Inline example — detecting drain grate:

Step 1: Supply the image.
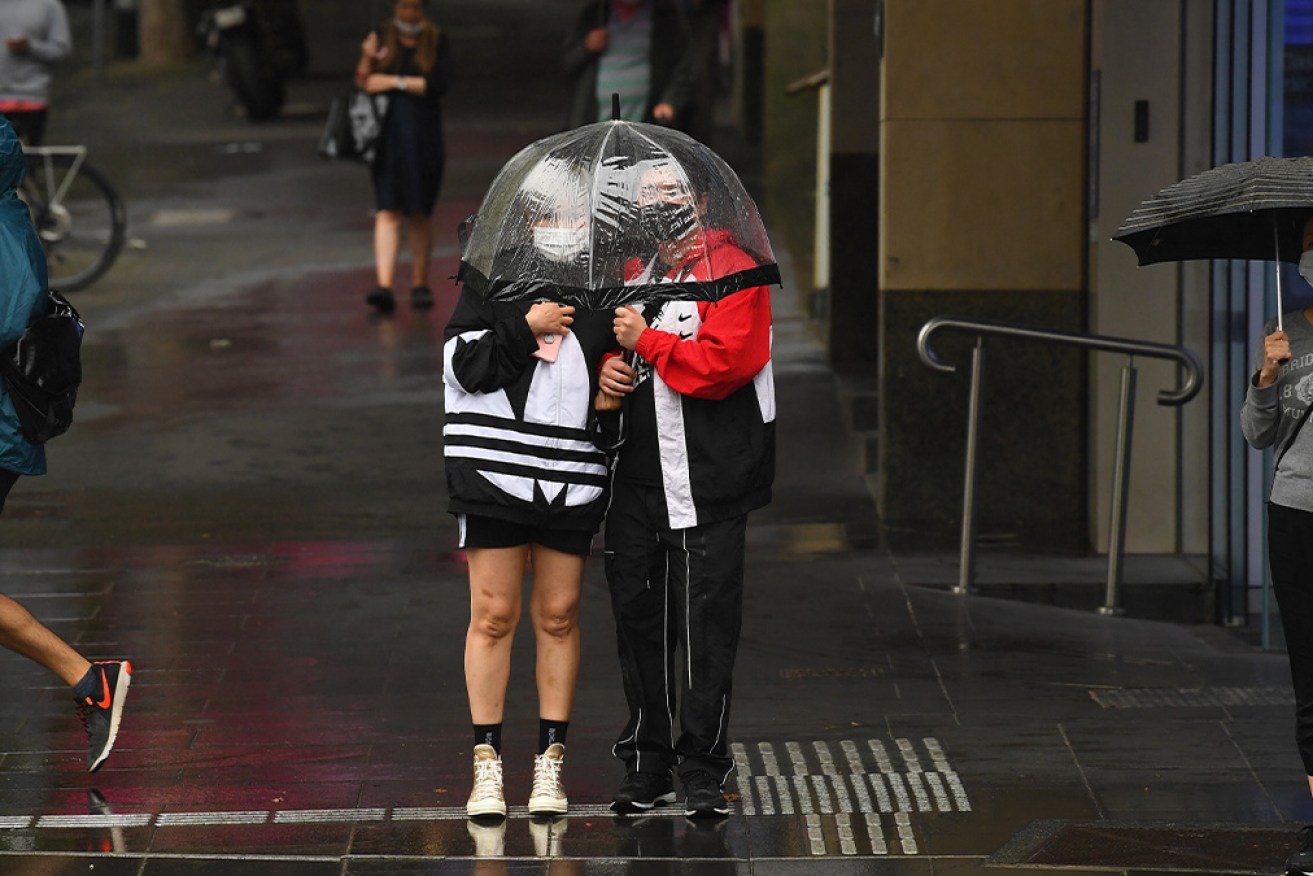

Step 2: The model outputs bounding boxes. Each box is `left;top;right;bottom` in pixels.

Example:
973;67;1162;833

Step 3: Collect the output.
1089;686;1292;708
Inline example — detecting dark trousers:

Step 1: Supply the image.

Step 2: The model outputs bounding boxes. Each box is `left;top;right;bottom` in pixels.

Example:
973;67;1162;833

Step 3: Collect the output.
604;479;746;783
1268;501;1313;774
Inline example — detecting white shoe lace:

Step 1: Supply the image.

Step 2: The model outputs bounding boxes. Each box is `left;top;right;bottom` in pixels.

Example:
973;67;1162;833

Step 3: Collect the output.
531;751;565;801
470;757;504;805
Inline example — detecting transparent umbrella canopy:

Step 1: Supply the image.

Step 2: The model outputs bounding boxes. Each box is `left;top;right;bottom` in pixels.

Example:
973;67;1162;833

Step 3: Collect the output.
456;119;779;310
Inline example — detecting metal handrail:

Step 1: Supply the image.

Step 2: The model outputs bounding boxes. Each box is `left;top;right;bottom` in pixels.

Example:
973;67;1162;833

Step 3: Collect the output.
918;316;1203;404
916;315;1205;615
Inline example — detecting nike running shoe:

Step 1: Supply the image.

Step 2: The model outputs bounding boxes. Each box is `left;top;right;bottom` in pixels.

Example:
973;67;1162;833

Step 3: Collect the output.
682;769;730;818
74;660;131;773
466;744;506;818
610;770;676;815
528;743;567;815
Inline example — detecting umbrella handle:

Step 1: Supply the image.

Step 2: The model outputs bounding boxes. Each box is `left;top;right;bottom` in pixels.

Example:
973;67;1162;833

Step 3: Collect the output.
595;349;633;412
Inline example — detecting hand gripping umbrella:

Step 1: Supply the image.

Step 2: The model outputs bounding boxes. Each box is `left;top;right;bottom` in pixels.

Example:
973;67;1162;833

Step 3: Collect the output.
1113;155;1313;330
455;118;780;311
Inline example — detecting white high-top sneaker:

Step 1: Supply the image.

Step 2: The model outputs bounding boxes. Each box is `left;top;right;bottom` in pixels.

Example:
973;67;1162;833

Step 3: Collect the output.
466;744;506;818
528;742;568;815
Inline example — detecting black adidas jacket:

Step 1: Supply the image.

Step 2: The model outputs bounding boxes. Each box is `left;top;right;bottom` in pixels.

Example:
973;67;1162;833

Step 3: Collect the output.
442;287;617;531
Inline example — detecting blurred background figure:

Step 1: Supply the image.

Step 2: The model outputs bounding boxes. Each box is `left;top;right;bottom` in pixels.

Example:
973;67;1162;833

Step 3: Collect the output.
0;0;70;145
562;0;691;129
676;0;730;146
356;0;452;315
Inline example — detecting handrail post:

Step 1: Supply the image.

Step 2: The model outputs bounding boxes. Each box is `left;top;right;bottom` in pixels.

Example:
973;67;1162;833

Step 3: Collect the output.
1100;359;1136;616
956;338;985;595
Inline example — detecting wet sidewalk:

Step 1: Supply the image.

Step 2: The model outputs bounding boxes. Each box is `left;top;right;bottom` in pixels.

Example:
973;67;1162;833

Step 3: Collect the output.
0;7;1306;873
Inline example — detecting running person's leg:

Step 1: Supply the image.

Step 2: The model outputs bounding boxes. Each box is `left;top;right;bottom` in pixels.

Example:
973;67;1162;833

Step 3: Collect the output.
0;593;88;685
0;468;130;771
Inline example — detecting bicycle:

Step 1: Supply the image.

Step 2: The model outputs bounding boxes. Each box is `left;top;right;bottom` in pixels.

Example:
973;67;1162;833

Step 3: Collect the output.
20;145;127;292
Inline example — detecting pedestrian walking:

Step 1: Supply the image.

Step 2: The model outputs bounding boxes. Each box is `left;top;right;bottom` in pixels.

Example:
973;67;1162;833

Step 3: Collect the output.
1240;214;1313;876
562;0;692;129
356;0;451;315
0;116;129;773
596;159;775;818
444;160;620;819
0;0;71;146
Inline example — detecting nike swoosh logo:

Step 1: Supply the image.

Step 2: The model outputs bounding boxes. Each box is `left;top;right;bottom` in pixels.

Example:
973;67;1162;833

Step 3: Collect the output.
677;313;692;321
93;667;111;709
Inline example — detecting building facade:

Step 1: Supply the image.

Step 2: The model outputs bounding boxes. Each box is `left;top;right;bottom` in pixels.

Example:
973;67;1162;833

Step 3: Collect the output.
745;0;1298;645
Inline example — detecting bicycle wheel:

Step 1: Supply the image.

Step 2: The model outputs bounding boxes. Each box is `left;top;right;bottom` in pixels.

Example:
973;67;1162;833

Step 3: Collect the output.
23;154;127;292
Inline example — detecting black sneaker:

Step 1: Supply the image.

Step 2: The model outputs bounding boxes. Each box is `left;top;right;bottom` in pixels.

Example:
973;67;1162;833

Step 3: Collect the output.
1287;825;1313;875
411;285;434;309
74;660;132;772
610;771;676;815
365;286;395;314
682;769;729;818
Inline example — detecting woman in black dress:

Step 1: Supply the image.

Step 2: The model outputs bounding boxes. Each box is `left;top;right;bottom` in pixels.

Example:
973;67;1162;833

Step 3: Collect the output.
356;0;452;313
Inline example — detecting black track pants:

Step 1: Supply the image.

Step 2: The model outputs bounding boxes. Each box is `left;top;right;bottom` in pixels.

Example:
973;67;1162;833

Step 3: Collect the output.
604;480;746;783
1268;501;1313;774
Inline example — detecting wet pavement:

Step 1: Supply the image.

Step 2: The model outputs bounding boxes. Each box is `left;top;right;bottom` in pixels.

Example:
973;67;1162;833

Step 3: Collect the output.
0;3;1307;873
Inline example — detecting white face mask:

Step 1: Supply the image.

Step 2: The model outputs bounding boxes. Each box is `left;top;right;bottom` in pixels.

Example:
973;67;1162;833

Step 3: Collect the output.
393;17;425;36
1300;250;1313;287
533;226;590;263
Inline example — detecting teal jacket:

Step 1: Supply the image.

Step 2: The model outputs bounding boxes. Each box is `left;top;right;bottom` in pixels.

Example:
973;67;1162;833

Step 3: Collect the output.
0;118;49;476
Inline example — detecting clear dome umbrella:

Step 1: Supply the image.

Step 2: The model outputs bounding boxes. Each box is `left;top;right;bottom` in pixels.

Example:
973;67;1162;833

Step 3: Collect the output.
455;118;779;311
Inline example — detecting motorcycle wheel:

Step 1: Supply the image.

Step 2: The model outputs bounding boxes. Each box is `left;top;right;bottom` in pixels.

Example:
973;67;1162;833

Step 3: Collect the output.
221;31;284;121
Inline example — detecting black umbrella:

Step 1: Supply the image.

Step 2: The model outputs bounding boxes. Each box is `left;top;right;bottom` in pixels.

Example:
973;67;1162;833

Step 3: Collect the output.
1113;156;1313;329
455;118;779;310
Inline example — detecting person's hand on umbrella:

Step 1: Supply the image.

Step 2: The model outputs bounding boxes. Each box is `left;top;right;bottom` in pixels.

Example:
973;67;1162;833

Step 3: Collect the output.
613;305;648;351
526;301;574;337
1257;329;1292;388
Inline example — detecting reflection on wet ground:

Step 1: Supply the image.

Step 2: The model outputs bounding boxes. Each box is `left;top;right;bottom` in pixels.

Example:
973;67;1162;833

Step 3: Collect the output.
0;15;1306;876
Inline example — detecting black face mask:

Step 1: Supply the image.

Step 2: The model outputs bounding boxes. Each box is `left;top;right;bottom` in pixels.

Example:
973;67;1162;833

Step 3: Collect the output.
638;200;696;242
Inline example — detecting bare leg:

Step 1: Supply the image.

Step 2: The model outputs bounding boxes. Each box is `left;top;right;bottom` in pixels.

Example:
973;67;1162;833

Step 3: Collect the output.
465;546;529;725
373;209;403;289
0;594;90;687
528;545;584;722
406;213;432;288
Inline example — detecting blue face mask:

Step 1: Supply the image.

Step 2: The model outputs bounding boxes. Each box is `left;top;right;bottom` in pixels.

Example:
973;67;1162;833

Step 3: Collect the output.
1301;250;1313;288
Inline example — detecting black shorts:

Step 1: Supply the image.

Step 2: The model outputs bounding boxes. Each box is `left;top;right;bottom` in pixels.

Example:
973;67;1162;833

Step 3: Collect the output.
457;514;594;557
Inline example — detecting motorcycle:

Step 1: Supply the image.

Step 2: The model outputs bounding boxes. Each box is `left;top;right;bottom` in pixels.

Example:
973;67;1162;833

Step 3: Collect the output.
197;0;307;122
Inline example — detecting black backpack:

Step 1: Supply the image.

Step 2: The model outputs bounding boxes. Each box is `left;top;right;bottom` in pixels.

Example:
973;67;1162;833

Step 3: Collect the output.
0;289;83;444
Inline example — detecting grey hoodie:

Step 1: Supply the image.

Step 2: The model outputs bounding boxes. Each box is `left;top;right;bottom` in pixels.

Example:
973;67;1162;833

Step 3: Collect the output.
0;0;70;106
1241;309;1313;512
